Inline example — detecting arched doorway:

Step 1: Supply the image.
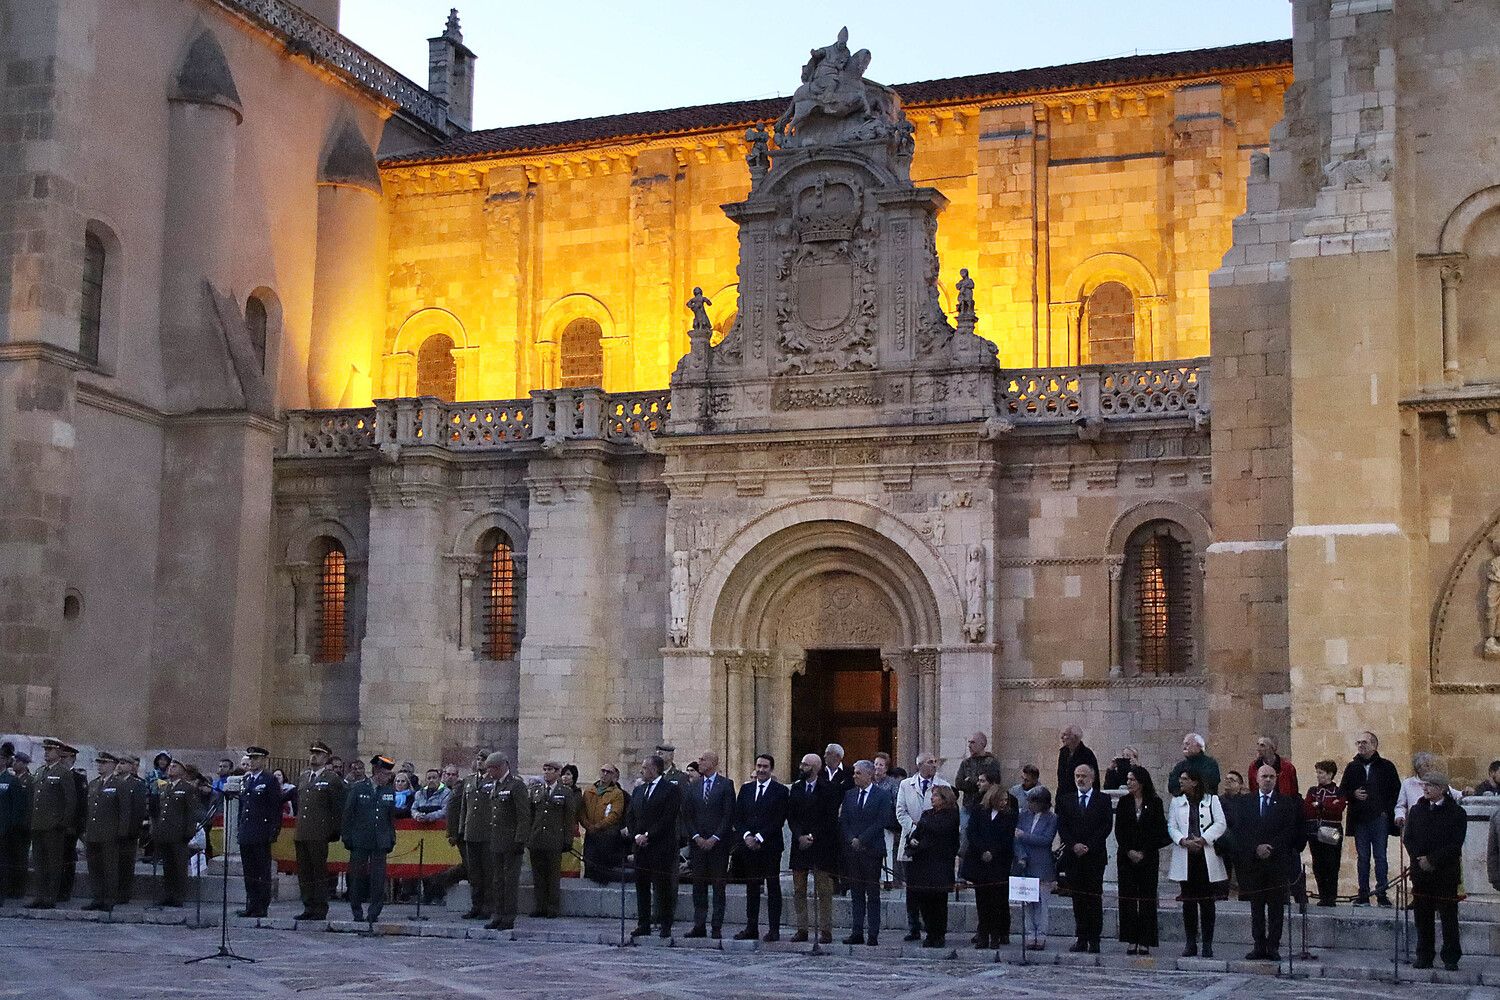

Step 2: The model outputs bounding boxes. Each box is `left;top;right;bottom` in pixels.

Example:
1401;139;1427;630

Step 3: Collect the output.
697;516;949;776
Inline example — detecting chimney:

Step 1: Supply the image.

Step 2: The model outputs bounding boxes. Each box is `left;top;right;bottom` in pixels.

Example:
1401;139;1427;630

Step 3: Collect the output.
428;8;476;131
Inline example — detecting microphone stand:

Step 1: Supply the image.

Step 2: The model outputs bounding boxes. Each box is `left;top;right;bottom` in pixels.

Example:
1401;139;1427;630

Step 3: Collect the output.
186;790;253;965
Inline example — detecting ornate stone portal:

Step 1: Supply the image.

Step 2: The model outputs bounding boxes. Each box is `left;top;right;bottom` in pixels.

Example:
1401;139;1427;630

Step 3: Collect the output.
670;28;997;434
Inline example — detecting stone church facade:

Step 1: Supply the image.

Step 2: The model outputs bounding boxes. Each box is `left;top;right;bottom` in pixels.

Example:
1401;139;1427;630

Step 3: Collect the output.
3;0;1498;786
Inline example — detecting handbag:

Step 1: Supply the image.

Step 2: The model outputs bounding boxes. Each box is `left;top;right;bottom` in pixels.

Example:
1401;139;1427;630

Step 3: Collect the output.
1315;823;1342;846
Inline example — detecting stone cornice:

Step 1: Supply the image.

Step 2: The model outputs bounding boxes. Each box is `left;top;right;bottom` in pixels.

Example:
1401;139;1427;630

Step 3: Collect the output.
997;675;1206;689
76;381;164;426
0;341;90;370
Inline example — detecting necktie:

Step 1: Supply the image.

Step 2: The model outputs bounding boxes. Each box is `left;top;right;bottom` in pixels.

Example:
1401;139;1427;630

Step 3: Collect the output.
1081;792;1089;809
920;778;930;797
703;776;712;798
858;789;867;811
1261;794;1269;816
645;780;654;800
755;783;763;802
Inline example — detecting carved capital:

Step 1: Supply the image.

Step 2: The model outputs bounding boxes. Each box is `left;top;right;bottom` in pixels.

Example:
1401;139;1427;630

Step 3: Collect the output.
1440;263;1463;288
1106;555;1125;581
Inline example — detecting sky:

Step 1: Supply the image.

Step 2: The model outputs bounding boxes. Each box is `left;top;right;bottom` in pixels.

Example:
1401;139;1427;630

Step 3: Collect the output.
337;1;1292;131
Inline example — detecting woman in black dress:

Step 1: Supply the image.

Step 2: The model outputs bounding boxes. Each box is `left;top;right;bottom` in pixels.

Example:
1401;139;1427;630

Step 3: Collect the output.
1114;764;1171;955
906;784;961;948
963;772;1017;948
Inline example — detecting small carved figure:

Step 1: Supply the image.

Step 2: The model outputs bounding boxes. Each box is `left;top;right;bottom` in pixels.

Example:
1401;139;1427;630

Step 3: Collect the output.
669;550;690;648
745;126;771;188
956;268;976;324
1485;538;1500;660
687;286;713;334
964;543;987;643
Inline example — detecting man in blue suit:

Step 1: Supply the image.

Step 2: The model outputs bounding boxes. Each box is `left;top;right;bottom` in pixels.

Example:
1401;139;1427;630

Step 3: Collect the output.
237;746;283;918
839;760;892;946
682;750;736;938
733;753;789;941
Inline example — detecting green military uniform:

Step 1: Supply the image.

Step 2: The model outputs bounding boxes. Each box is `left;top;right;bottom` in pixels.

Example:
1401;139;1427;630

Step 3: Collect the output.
526;781;579;918
115;768;149;904
292;761;345;920
28;752;79;907
152;777;203;906
460;771;492;918
341;765;397;922
82;771;127;910
60;763;86;902
485;771;531;929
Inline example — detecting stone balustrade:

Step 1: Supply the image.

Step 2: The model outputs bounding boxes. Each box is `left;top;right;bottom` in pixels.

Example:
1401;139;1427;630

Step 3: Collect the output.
278;363;1208;458
999;358;1209;426
221;0;450;133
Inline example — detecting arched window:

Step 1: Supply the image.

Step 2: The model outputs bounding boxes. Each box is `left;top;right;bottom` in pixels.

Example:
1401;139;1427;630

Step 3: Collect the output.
245;294;268;374
483;532;517;660
1084;281;1135;364
559;317;603;388
1121;521;1194;675
416;333;458;400
79;231;106;364
314;540;348;663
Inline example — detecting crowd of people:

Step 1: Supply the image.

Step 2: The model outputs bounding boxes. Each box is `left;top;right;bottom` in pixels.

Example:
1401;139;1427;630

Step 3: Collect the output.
0;729;1494;972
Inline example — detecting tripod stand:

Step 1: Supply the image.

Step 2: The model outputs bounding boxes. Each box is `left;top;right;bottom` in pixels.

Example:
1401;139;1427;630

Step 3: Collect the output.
186;791;253;965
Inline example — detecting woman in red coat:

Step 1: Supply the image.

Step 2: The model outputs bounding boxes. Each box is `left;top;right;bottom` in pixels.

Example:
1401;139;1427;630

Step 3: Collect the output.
1303;760;1347;906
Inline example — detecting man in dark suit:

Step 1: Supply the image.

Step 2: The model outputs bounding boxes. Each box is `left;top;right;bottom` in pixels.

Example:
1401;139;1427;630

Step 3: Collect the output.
787;752;840;943
624;754;683;938
1405;773;1467;970
733;753;789;942
681;750;735;938
237;746;283;918
1056;761;1112;952
823;744;853;798
1229;763;1305;960
839;760;892;946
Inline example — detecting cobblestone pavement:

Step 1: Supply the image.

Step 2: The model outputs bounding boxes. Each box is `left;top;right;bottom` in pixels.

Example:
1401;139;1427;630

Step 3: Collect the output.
0;920;1492;1000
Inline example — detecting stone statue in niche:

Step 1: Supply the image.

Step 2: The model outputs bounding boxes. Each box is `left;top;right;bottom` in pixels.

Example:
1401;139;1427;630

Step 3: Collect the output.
963;543;987;643
745;126;771;190
1485;537;1500;660
669;550;690;647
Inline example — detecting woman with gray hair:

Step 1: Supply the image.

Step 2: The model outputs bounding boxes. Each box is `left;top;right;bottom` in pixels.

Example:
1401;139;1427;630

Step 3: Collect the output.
1013;785;1057;950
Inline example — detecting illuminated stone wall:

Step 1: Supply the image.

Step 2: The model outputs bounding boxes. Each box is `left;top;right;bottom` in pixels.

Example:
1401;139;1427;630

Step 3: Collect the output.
377;70;1289;403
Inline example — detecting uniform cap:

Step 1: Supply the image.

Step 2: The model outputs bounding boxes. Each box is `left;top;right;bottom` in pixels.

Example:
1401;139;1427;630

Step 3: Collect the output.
245;746;270;758
95;752;118;764
370;755;395;771
308;740;332;755
42;738;63;749
13;751;32;764
60;743;79;755
484;752;508;768
655;743;676;753
123;754;141;765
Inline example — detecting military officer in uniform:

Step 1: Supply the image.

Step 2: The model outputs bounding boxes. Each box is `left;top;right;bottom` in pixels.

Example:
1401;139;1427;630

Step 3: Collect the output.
237;746;282;918
484;752;532;930
460;752;494;919
114;754;149;905
152;759;202;907
342;755;397;923
28;738;79;908
58;743;87;903
293;740;344;921
0;751;33;903
82;751;125;912
527;761;578;919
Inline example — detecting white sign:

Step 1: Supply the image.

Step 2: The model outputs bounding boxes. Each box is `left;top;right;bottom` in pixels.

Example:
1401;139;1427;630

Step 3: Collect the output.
1009;876;1040;902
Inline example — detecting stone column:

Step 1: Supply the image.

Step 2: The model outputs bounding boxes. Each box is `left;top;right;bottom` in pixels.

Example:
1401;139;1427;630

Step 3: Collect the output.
1440;262;1462;386
308;123;385;409
357;454;450;764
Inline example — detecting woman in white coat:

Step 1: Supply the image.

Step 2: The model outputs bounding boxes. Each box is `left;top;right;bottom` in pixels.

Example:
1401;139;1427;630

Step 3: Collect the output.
1167;770;1227;958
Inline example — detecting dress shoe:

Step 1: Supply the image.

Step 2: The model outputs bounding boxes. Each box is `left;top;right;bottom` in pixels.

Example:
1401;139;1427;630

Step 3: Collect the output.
1087;941;1100;954
683;926;707;938
971;932;983;944
1181;944;1198;957
462;908;485;920
903;931;922;942
81;902;104;912
1069;940;1088;953
789;930;808;943
235;908;255;918
762;931;779;942
1264;951;1281;962
1412;958;1433;970
921;938;943;948
975;938;992;950
529;911;546;918
658;927;672;938
1201;946;1214;958
866;936;878;946
350;906;364;922
1443;961;1459;972
630;926;651;938
1246;949;1264;960
1353;896;1370;907
818;931;832;945
842;933;864;945
1317;899;1337;907
1376;894;1392;907
293;910;314;921
485;919;513;930
161;901;183;909
711;929;722;940
733;928;758;940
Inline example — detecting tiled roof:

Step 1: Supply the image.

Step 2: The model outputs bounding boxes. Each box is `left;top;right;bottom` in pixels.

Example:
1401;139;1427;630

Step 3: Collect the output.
383;39;1291;167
